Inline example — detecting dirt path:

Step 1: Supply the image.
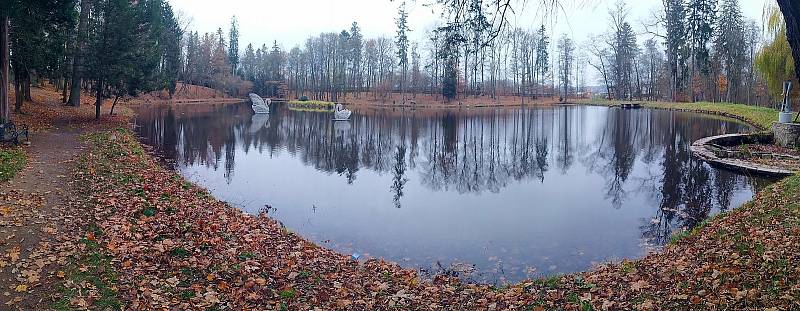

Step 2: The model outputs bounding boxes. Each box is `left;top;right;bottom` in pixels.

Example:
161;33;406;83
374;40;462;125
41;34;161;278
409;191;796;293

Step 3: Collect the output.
0;129;84;310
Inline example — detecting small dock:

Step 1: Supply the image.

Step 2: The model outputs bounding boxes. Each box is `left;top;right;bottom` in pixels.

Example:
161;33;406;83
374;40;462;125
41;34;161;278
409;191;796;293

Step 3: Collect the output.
616;103;642;109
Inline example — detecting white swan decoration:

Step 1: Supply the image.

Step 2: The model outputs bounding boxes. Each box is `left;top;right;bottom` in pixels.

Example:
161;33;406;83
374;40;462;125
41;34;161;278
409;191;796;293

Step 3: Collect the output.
249;93;270;114
333;104;352;121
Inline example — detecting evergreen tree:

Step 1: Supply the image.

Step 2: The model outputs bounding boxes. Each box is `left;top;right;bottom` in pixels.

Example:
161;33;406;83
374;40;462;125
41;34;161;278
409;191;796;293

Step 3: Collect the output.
535;25;549;96
438;24;463;100
229;16;240;75
714;0;746;103
612;21;638;100
161;3;182;98
395;1;410;101
349;22;363;96
184;31;199;84
87;0;137;118
664;0;687;101
243;43;256;82
686;0;716;101
8;0;76;112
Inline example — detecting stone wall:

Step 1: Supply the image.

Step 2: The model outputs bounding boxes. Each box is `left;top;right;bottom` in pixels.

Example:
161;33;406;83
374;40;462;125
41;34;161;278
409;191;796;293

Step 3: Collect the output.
773;123;800;148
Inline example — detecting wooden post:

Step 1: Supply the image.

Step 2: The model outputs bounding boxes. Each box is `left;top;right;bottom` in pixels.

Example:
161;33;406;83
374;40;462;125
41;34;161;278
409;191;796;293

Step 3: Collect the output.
0;16;9;124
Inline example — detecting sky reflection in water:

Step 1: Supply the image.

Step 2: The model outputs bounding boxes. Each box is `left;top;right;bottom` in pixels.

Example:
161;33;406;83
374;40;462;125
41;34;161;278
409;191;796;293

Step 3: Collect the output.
135;103;771;284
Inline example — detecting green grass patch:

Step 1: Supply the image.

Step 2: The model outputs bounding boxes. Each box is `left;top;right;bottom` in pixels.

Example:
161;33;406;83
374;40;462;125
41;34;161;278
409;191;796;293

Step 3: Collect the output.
54;230;122;310
288;100;335;111
0;146;26;182
669;229;692;245
238;251;256;261
534;275;561;289
279;288;296;299
621;261;636;273
142;207;157;217
171;247;190;257
669;212;725;245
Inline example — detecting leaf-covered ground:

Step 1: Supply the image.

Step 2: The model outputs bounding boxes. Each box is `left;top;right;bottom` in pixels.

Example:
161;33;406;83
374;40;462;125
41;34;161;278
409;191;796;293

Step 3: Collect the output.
0;129;96;310
72;127;800;310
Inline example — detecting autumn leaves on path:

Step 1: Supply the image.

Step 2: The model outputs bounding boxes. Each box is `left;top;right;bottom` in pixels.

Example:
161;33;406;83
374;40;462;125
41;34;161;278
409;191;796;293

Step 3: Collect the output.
0;130;86;309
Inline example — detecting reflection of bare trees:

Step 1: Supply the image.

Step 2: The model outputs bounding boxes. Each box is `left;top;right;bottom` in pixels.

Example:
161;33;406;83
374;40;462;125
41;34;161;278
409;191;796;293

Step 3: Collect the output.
633;110;769;246
137;104;766;245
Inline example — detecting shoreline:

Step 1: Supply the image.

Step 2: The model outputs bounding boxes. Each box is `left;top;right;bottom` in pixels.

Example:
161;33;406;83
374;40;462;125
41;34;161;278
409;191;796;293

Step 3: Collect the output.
4;90;798;309
103;99;796;309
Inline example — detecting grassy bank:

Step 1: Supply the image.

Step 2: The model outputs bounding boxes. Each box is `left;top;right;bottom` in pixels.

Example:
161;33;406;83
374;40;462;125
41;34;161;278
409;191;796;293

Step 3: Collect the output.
577;99;779;130
0;147;26;182
67;125;800;309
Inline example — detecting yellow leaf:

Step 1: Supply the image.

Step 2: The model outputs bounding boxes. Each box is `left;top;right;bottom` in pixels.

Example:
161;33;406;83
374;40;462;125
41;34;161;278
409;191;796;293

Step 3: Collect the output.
15;284;27;292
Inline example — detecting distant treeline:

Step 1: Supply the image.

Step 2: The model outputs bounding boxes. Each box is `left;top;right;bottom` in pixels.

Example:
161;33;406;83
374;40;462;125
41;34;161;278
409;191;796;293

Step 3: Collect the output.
179;0;795;107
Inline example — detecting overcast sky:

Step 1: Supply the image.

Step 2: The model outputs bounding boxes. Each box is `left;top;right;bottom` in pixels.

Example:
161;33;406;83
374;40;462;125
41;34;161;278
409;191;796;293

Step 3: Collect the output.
170;0;771;51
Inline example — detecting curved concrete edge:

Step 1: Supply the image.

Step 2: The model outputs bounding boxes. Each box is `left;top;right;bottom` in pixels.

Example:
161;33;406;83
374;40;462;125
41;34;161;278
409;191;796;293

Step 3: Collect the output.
691;133;796;177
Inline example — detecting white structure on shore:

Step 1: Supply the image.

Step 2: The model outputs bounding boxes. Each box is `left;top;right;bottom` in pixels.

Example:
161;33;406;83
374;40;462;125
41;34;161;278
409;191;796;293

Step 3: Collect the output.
333;104;352;121
249;93;270;114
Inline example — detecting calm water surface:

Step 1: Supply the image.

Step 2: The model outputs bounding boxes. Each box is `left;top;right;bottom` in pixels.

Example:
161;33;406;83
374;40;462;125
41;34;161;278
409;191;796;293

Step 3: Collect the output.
134;103;770;284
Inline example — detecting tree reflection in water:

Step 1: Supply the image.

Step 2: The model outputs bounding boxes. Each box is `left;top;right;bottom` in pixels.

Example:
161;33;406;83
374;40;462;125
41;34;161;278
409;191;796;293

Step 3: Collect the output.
135;103;773;283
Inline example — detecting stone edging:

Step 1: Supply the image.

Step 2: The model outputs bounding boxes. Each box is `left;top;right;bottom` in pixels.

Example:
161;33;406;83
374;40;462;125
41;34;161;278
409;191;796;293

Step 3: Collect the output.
691;133;796;177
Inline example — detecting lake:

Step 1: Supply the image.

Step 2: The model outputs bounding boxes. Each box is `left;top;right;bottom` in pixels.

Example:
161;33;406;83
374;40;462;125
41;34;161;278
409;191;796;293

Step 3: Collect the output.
134;103;771;284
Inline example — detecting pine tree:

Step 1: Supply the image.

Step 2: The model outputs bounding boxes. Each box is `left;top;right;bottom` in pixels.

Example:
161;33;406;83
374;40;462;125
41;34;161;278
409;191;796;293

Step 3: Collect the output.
88;0;137;118
8;0;76;112
349;22;363;96
161;2;182;98
229;16;240;75
715;0;746;103
438;24;463;100
664;0;688;101
243;43;256;82
686;0;716;101
395;1;410;101
612;22;638;100
535;25;549;96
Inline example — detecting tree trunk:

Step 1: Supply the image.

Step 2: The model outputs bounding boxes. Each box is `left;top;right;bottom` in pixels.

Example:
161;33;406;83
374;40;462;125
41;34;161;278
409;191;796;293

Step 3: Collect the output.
14;73;23;113
61;77;69;103
94;78;103;119
777;2;800;89
110;94;119;115
0;16;9;123
68;0;91;107
23;73;31;101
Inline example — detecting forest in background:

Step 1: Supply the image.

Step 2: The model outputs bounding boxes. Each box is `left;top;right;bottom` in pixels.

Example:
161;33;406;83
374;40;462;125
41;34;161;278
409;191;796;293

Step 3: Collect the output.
0;0;798;122
1;0;181;120
181;0;795;108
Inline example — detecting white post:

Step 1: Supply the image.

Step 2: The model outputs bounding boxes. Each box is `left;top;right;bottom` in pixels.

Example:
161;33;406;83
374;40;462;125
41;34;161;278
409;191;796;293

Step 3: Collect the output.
780;81;794;123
